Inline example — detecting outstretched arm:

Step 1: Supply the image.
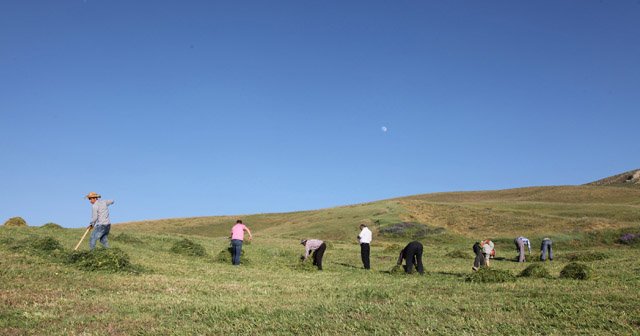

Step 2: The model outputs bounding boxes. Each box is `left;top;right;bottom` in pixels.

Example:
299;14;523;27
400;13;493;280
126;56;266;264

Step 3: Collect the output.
245;227;253;240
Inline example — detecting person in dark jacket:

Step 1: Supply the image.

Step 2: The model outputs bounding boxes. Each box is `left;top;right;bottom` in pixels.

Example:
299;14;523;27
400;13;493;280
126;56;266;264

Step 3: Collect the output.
396;241;424;275
472;241;486;271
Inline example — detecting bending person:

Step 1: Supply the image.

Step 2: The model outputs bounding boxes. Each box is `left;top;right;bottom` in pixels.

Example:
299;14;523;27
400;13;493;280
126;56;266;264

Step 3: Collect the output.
301;239;327;270
397;241;424;275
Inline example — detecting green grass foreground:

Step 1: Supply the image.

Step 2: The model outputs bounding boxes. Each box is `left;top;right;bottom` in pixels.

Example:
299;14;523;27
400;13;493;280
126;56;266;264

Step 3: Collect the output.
1;228;639;335
1;185;640;335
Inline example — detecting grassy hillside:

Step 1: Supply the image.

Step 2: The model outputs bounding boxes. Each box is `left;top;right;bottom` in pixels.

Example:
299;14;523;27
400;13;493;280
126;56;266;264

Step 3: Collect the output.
2;184;640;335
118;185;640;243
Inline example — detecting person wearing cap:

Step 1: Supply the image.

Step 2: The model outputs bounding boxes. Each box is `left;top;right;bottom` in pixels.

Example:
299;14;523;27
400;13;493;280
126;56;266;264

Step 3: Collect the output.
357;224;372;270
86;192;114;250
540;237;554;261
229;219;252;266
300;239;326;270
397;241;424;274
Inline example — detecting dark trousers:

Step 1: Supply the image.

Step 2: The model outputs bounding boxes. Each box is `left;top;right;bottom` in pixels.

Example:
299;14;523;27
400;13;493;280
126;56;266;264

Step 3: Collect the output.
473;252;486;269
540;240;553;261
312;243;327;270
404;243;424;274
360;243;370;269
231;239;243;265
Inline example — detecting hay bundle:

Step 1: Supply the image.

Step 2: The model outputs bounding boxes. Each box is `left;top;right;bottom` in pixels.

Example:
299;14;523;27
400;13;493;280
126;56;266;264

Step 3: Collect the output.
465;268;516;283
216;247;250;265
3;217;27;227
65;248;134;272
388;264;405;275
519;263;551;278
41;223;63;229
170;238;207;257
560;262;591;280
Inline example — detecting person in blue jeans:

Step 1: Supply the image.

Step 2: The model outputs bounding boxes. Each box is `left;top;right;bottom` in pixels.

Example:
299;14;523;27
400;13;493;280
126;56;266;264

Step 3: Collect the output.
86;192;114;250
229;220;253;265
540;238;554;261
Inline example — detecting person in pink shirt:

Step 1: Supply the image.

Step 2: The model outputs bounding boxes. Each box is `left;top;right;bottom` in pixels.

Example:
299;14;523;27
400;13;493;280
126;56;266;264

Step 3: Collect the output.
229;219;252;265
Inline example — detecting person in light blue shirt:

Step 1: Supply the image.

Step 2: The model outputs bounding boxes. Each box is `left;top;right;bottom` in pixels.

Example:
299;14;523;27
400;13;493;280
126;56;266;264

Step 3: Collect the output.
86;192;114;250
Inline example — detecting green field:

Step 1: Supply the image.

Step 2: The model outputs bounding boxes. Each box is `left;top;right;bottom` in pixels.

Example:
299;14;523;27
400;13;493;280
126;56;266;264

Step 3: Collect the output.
2;185;640;335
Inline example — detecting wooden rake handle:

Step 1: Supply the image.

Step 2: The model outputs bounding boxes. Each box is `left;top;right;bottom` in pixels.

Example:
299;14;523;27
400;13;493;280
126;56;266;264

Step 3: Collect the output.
74;226;92;251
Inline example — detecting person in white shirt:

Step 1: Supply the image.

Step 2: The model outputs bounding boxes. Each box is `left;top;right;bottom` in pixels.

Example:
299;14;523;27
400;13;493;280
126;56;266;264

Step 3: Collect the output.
358;224;373;270
481;239;494;266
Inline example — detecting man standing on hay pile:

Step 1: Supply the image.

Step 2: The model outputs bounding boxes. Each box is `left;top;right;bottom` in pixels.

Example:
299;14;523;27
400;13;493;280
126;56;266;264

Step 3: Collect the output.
358;224;373;270
86;192;114;250
300;239;327;270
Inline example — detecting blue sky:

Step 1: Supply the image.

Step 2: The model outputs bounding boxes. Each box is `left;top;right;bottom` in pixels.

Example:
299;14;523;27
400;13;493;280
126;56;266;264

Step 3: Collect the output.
1;1;639;228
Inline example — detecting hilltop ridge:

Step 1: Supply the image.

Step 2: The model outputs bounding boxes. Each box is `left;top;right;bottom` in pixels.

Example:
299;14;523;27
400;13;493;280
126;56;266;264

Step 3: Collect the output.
585;169;640;187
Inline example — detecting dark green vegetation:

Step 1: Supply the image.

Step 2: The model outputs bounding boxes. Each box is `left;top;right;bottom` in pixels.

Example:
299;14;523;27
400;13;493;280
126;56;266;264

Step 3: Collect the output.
465;268;516;283
170;238;208;257
1;182;640;334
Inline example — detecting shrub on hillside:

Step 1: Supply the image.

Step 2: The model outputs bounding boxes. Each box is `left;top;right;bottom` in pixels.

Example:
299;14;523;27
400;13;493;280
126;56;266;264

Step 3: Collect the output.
465;268;516;283
41;223;63;229
65;248;138;273
379;222;445;239
3;217;27;227
565;252;608;262
618;233;640;246
446;249;471;259
170;239;207;257
519;263;551;278
560;262;591;280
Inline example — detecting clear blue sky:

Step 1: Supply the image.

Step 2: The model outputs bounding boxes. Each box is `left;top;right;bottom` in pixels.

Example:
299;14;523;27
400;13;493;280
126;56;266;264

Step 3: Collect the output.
1;1;639;228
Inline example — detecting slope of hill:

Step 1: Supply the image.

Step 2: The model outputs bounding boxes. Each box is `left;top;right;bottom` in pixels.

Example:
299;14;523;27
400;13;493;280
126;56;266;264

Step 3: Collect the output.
118;184;640;242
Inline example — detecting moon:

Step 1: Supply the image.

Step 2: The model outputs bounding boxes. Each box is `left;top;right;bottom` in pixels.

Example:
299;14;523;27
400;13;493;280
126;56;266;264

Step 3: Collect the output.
381;126;388;133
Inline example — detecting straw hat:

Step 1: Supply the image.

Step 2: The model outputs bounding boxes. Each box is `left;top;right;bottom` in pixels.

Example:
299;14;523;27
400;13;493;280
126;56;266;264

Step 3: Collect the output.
85;192;101;199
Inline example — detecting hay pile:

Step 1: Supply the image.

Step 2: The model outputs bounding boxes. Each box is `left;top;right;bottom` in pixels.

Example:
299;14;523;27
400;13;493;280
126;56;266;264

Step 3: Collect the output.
560;262;591;280
519;263;551;278
291;258;318;271
9;236;65;257
170;238;207;257
3;217;28;227
388;264;405;275
40;223;63;229
465;268;516;283
65;248;138;273
216;247;250;265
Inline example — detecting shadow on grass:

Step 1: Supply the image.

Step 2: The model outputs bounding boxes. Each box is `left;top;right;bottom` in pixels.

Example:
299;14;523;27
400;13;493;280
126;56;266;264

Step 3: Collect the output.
333;262;361;269
435;271;467;278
